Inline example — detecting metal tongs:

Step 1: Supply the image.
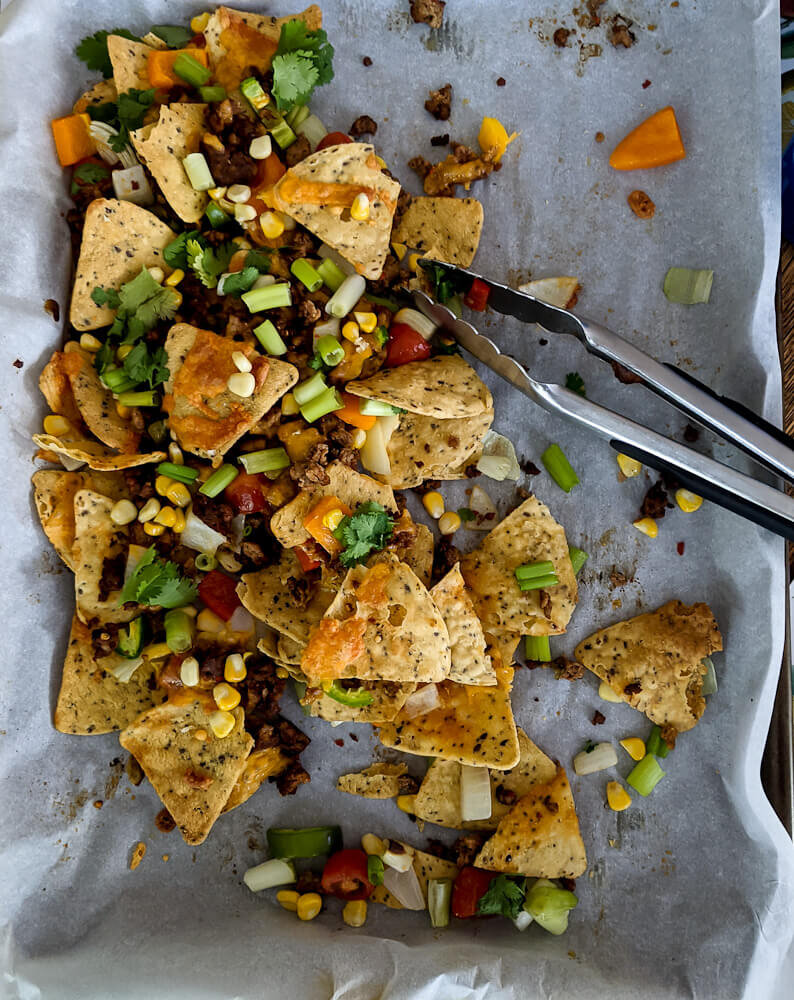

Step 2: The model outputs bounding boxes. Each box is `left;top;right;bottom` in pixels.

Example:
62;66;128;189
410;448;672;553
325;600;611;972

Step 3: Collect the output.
413;261;794;541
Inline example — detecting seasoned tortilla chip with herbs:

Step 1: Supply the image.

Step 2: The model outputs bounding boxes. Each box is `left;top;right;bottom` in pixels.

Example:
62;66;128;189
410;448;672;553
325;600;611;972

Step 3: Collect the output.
164;324;298;459
346;355;492;420
131;104;208;223
430;564;496;686
73;489;138;624
474;769;587;879
120;696;253;844
371;845;459;909
61;348;142;452
369;512;434;588
54;616;165;735
33;431;165;471
393;196;484;267
70;199;176;331
306;680;416;724
272;143;401;280
106;34;154;93
301;555;451;684
575;600;723;733
336;762;408;799
460;496;578;638
241;561;335;645
72;78;118;114
222;747;290;813
39;351;85;427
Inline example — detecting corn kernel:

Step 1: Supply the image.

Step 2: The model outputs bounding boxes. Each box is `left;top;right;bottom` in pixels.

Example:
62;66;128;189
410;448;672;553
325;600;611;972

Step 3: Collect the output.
228;184;252;204
166;482;192;508
616;453;642;478
79;333;102;352
342;900;368;928
235;203;258;223
172;507;186;533
110;499;138;526
620;737;646;762
350;193;370;221
165;268;185;287
632;517;658;538
598;680;623;704
353;311;378;333
675;488;703;513
209;709;235;739
352;428;367;449
277;890;300;912
154;476;173;497
143;642;172;660
196;608;225;633
407;253;421;272
116;343;134;362
170;290;183;309
249;135;273;160
341;320;360;342
321;508;345;531
180;656;200;687
260;211;285;240
213;682;241;712
154;506;177;527
115;402;131;419
438;511;461;535
148;266;165;284
391;242;407;261
224;653;247;682
232;350;253;373
422;491;445;520
606;780;632;812
208;185;227;201
168;442;184;465
396;795;417;814
190;11;210;32
361;833;385;856
138;498;161;523
228;372;256;397
192;728;208;742
181;604;198;618
297;893;322;921
143;521;165;536
281;392;300;416
43;415;71;437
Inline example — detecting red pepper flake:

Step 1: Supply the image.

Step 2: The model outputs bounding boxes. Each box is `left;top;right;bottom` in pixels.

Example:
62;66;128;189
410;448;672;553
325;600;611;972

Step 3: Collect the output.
676;541;685;556
496;76;506;86
334;738;344;747
349;733;359;742
642;79;652;89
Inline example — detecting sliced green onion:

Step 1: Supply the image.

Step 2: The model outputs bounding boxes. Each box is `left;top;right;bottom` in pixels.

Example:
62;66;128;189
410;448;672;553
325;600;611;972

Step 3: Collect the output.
525;880;578;936
626;754;666;797
102;367;137;394
239;447;290;475
645;725;670;759
663;267;713;305
199;85;226;102
243;858;297;892
240;76;269;113
182;152;215;191
285;103;310;128
568;546;589;576
241;283;292;313
266;825;343;859
364;292;400;313
270;118;297;149
116;617;145;659
156;462;198;484
205;200;232;228
367;854;385;887
164;609;195;653
518;574;559;591
172;52;211;87
359;398;403;416
147;419;168;444
316;257;346;292
326;273;366;318
428;877;453;928
292;372;327;406
195;551;217;572
447;293;463;319
525;635;551;662
700;656;718;695
290;258;323;292
316;334;344;367
117;390;158;407
198;463;238;498
301;386;343;424
253;318;287;356
515;560;555;581
541;443;580;493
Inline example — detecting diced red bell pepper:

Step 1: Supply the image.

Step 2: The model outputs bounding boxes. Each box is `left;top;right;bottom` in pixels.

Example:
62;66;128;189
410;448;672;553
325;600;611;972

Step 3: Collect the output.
294;544;321;573
321;849;375;900
451;866;499;919
224;471;268;514
316;131;353;151
464;277;491;312
385;321;432;367
197;570;241;621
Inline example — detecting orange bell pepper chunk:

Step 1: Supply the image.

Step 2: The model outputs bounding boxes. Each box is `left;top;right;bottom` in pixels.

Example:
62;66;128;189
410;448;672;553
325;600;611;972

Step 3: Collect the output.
147;48;209;89
302;496;352;554
334;392;376;431
51;113;96;167
609;106;686;171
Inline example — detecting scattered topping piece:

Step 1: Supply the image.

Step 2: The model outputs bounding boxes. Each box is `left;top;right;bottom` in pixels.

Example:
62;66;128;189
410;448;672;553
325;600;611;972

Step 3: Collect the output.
675;488;703;513
244;858;297;892
541;443;580;493
663;267;713;305
129;841;146;870
518;276;580;309
553;28;571;48
425;83;452;121
606;781;632;812
564;372;586;397
619;737;646;761
438;511;461;536
410;0;446;30
525;635;551;663
626;755;666;797
608;14;636;48
271;19;335;112
573;741;617;776
633;517;658;538
609;106;686;171
297;893;323;920
525;879;578;936
616;452;642;478
477;874;525;919
628;189;655;219
598;681;622;704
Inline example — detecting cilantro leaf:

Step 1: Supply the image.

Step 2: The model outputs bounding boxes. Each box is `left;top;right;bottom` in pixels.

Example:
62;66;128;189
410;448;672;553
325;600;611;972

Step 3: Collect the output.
71;162;110;195
272;19;334;110
367;855;385;887
119;546;198;609
186;238;235;289
91;286;121;309
245;249;272;272
333;501;395;568
117;267;181;339
163;230;200;269
457;507;476;522
221;267;259;297
75;29;139;78
122;342;170;389
476;875;526;920
149;24;193;48
565;372;586;397
88;89;155;151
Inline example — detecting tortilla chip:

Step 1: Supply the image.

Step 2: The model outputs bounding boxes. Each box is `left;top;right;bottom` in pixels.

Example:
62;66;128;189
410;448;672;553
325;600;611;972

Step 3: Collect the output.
239;561;334;645
430;564;495;686
371;845;459;909
346;355;492;419
306;680;416;723
107;35;153;93
393;197;484;267
276;634;304;666
270;461;397;548
474;769;587;879
575;600;723;733
336;762;408;799
120;696;253;844
460;496;578;638
204;3;322;63
61;348;141;452
73;79;118;114
33;431;165;471
73;489;137;624
301;556;451;684
272;143;401;280
39;351;84;426
70;199;176;331
222;746;290;812
370;512;434;588
54;616;165;735
131;104;208;223
164;324;298;459
378;659;520;768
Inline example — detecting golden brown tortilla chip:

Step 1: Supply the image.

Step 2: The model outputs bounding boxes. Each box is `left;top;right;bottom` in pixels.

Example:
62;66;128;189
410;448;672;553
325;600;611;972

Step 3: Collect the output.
120;695;253;844
70;199;176;331
73;489;137;624
54;616;165;735
460;496;578;638
204;4;322;64
270;461;397;548
272;143;401;280
222;747;290;812
575;600;723;733
306;680;416;723
370;512;434;588
336;762;408;799
346;355;492;419
371;845;459;909
240;561;334;645
393;197;484;267
107;34;153;92
33;431;165;472
301;555;451;684
61;348;141;452
430;564;495;686
73;79;118;114
164;324;297;459
131;104;208;223
39;351;84;426
474;769;587;878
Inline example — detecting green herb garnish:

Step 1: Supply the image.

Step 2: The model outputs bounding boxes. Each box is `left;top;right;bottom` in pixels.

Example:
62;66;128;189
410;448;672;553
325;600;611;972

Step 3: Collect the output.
271;19;334;111
476;875;526;920
333;501;394;568
75;29;139;78
565;372;586;397
88;88;156;151
70;161;110;195
119;546;198;609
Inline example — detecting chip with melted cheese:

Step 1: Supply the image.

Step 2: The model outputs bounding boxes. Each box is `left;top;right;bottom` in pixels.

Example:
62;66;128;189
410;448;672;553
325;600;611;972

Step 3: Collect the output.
305;680;416;724
336;762;408;799
73;489;139;625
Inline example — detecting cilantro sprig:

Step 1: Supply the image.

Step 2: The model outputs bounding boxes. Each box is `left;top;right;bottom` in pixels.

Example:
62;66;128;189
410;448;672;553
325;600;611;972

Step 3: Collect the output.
119;546;198;609
92;267;181;343
75;29;139;78
476;875;527;920
70;161;110;196
88;88;156;151
333;502;394;568
271;19;334;111
185;237;236;289
565;372;586;397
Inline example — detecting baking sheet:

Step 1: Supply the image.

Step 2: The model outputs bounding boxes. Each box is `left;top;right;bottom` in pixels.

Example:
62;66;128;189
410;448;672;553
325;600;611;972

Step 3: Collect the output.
1;0;794;997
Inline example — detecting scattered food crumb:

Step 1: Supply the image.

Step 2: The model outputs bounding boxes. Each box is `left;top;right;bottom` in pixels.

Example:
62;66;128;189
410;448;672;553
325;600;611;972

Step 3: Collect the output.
125;755;144;786
349;115;377;137
608;15;636;48
628;190;655;219
430;133;450;147
93;800;103;809
155;808;176;833
595;131;605;143
642;79;652;89
496;76;506;86
410;0;445;30
553;27;571;48
162;854;169;862
592;710;606;726
611;361;643;385
425;83;452;121
552;656;585;681
683;423;700;443
13;358;23;369
609;570;629;588
641;479;672;520
129;842;146;870
349;733;359;742
520;458;541;476
334;738;344;747
362;56;372;66
539;337;549;346
44;299;60;322
676;541;685;556
608;837;618;848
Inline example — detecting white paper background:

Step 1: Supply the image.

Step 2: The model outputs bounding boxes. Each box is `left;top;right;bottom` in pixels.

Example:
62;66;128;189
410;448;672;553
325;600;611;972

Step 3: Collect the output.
1;1;794;997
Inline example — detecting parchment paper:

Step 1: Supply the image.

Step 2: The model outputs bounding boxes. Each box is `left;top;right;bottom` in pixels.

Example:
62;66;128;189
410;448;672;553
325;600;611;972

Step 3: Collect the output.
1;1;793;997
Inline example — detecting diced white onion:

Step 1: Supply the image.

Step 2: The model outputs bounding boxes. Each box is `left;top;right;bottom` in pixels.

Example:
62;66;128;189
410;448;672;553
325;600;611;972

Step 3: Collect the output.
88;122;122;165
382;841;414;872
573;742;618;776
513;909;534;931
476;431;521;482
229;605;255;635
518;276;580;310
253;274;276;289
460;764;492;821
312;317;341;351
393;308;438;341
112;165;154;206
182;152;215;192
466;484;498;531
243;858;296;892
382;864;425;910
124;544;149;583
180;508;227;555
295;113;328;151
401;684;440;720
108;656;143;683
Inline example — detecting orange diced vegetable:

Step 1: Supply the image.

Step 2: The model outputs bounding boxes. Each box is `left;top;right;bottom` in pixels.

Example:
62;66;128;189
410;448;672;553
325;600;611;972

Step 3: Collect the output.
302;496;352;554
478;116;517;163
51;113;96;167
147;48;209;89
609;106;686;171
335;392;376;431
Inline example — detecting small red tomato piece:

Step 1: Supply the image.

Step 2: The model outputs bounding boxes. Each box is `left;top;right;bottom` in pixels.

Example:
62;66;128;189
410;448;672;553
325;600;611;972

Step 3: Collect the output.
321;849;375;900
316;131;353;151
294;544;321;573
385;321;432;367
197;570;241;621
224;471;268;514
451;866;499;919
464;277;491;312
